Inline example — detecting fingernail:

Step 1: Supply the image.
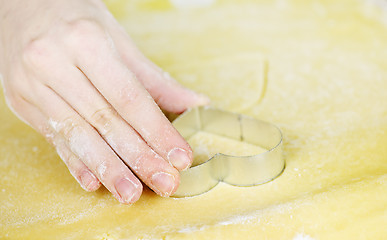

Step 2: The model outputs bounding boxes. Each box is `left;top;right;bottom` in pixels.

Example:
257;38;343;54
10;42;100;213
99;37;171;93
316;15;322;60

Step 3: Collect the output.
186;89;210;106
168;147;192;170
151;172;175;196
115;178;139;203
80;170;99;191
196;93;211;105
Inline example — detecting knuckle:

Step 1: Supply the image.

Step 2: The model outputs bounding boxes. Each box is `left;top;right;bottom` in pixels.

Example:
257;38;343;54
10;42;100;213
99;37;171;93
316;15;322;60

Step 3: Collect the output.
44;128;56;145
51;118;83;141
69;18;103;34
66;19;105;47
118;85;141;106
22;39;53;68
90;107;117;136
96;161;111;181
61;121;79;139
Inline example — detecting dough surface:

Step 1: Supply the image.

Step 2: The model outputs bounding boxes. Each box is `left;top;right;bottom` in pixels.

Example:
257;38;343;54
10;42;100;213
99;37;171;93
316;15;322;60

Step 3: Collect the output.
1;0;387;239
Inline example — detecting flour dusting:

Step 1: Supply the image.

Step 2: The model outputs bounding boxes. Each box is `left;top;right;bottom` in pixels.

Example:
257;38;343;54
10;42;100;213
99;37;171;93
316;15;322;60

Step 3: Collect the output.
293;233;316;240
97;162;107;179
170;0;216;9
217;214;257;226
49;118;95;166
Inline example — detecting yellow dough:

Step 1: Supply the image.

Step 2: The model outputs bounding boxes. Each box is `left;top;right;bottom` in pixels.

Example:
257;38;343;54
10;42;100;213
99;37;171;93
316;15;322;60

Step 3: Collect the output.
167;53;267;112
187;131;268;166
1;0;387;239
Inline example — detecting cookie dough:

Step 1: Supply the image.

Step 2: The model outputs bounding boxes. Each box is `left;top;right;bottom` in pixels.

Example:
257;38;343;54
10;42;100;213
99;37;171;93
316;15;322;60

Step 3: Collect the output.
1;0;386;239
187;131;267;166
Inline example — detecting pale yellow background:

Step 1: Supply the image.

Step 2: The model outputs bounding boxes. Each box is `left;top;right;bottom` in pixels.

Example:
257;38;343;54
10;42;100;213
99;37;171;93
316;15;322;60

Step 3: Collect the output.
1;0;387;239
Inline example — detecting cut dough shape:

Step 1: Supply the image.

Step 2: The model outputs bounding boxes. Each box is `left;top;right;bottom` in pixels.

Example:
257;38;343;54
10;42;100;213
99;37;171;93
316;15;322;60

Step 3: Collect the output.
187;131;267;166
1;0;387;239
167;53;267;112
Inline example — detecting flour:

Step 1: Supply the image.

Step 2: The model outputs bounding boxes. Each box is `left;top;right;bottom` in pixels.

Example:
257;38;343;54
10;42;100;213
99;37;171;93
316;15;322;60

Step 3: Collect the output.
177;225;208;234
175;200;309;235
105;30;118;54
49;118;94;166
97;162;107;179
217;214;257;226
170;0;216;9
175;214;255;234
48;119;59;131
293;233;316;240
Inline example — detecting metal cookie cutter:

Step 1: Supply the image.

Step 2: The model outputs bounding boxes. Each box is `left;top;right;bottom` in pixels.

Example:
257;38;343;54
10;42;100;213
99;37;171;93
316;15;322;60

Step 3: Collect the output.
171;106;285;197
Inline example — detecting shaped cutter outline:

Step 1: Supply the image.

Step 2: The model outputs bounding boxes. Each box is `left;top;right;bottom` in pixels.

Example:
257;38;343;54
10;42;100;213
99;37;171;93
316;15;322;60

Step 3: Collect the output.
171;106;285;197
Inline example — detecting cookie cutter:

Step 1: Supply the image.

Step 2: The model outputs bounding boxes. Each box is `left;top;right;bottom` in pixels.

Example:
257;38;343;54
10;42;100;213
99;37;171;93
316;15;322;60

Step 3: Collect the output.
171;106;285;197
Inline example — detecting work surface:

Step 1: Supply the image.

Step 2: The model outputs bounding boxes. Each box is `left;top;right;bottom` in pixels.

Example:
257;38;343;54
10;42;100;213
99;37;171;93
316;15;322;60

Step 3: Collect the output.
1;0;387;239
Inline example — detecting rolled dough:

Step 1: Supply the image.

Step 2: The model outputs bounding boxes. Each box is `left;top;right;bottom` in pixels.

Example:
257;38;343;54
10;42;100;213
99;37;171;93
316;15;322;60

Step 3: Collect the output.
187;131;267;166
1;0;386;239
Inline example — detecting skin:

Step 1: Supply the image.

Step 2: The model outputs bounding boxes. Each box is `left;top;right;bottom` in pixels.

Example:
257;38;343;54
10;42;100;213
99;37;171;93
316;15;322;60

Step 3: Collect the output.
0;0;209;204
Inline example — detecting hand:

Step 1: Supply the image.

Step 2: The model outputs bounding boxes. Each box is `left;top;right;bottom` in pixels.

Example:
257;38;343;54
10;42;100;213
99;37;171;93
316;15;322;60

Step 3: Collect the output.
0;0;209;204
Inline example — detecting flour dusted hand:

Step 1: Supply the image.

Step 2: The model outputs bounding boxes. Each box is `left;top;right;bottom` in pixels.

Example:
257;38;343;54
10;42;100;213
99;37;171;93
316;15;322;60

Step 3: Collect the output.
0;0;209;204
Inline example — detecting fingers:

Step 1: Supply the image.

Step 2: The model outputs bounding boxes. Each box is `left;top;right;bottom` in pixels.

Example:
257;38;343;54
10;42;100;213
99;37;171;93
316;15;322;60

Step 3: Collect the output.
73;31;195;171
5;95;101;192
46;64;180;196
53;136;101;192
26;83;143;204
110;28;210;113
